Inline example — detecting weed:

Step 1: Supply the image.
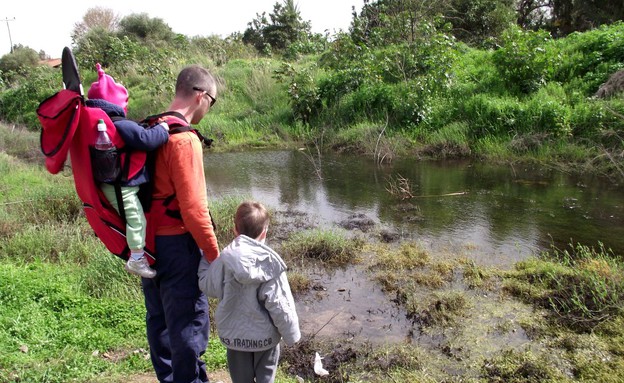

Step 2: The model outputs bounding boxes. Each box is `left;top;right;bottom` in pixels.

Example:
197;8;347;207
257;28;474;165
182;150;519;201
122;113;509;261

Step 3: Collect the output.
0;222;96;264
287;270;312;296
374;242;430;271
461;259;495;290
208;195;247;249
385;173;415;200
363;344;425;372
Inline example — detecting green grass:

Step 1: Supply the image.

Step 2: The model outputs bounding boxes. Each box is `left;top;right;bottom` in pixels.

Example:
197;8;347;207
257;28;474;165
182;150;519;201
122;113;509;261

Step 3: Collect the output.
202;58;296;151
0;261;150;383
504;242;624;332
281;228;363;267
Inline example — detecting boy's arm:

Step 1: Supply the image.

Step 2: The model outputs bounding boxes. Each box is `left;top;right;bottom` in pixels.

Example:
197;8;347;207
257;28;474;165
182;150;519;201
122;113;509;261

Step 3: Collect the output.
260;272;301;345
115;120;169;151
198;257;224;299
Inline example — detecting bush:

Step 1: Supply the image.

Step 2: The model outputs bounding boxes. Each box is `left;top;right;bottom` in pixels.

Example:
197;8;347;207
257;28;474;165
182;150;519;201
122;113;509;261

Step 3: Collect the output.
492;26;557;95
0;66;60;130
554;21;624;95
0;46;41;82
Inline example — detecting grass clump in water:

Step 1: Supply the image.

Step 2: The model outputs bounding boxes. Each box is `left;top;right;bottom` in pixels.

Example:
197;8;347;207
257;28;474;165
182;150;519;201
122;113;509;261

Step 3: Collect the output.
371;242;456;294
282;228;363;267
460;258;496;290
375;242;430;270
407;291;472;328
286;270;312;296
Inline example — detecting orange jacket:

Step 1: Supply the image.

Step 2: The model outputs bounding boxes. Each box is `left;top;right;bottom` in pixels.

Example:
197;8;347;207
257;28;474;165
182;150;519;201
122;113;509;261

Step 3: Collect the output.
152;130;219;262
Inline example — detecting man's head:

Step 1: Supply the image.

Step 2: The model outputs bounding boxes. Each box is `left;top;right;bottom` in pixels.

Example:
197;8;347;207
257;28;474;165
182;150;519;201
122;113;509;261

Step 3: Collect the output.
174;65;217;124
234;201;269;241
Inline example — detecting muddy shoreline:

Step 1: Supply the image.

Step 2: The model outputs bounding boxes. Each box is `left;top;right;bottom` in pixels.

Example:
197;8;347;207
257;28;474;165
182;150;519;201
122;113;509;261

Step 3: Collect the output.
270;209;537;381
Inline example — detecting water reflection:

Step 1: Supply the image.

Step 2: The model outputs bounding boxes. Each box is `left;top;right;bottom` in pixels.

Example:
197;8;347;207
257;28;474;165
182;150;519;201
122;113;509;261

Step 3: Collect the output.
204;150;624;266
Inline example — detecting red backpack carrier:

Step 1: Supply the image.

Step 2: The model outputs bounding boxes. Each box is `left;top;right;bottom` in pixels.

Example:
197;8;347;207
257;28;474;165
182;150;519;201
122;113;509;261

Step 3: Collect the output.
37;48;210;263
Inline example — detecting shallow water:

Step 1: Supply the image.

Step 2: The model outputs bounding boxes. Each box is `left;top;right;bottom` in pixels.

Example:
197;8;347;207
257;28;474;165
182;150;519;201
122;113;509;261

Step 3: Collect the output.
204;150;624;353
205;149;624;263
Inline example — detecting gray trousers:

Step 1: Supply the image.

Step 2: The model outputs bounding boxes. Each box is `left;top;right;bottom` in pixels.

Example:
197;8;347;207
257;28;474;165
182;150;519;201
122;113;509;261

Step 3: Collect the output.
226;344;280;383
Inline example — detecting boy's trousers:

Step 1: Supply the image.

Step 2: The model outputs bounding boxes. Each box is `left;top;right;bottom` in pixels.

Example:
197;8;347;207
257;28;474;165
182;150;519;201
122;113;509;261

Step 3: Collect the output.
227;344;280;383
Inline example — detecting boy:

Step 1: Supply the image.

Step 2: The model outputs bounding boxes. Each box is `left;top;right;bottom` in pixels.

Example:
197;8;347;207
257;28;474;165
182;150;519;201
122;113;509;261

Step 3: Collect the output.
87;63;169;278
198;201;300;383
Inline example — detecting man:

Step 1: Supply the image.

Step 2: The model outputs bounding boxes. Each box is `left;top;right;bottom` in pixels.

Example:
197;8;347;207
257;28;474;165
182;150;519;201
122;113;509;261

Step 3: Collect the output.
143;65;220;383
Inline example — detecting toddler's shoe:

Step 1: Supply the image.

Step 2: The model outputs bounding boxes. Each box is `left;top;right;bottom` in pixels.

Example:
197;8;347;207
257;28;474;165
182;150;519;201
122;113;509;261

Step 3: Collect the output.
125;257;156;278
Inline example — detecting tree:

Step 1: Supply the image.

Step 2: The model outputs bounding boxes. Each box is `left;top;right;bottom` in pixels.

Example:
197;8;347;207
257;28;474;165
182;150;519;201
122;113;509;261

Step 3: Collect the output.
0;45;40;75
551;0;624;36
350;0;453;46
447;0;516;45
516;0;552;30
118;13;176;47
72;7;120;44
242;0;312;54
242;12;270;52
516;0;624;36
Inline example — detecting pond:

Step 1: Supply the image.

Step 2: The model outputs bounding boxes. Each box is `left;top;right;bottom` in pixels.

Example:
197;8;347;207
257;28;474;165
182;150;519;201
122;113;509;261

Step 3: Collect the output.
204;149;624;362
204;149;624;266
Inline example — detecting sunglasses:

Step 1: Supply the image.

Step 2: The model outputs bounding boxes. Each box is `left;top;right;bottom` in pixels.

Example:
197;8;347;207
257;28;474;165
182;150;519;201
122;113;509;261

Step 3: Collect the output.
192;86;217;107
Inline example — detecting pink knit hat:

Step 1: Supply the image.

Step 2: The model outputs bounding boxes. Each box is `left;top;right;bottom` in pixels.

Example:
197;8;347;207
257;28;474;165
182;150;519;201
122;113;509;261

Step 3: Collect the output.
87;63;129;112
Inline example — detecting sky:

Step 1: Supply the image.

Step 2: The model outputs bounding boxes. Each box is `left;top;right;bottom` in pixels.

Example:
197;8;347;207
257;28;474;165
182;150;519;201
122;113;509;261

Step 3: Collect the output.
1;0;365;57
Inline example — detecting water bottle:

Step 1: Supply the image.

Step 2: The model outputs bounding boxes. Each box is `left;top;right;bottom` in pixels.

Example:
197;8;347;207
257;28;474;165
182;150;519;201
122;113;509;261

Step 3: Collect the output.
91;119;120;183
94;119;115;150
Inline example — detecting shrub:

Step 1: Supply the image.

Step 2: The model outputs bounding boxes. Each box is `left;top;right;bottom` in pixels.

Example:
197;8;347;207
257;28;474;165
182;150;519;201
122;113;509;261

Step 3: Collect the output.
554;21;624;96
274;62;322;125
0;66;60;130
0;46;40;82
492;26;557;95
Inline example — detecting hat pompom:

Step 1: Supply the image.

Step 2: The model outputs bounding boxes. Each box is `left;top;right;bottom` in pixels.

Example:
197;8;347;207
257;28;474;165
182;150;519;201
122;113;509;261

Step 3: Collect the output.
87;63;129;112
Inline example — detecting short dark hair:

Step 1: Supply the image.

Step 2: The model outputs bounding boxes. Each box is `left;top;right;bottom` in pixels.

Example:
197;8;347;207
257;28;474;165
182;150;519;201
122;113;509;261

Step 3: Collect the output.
235;201;269;239
175;65;215;98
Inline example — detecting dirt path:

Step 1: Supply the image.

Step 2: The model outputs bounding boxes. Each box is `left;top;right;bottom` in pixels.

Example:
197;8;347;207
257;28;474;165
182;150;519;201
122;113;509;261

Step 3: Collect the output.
123;370;231;383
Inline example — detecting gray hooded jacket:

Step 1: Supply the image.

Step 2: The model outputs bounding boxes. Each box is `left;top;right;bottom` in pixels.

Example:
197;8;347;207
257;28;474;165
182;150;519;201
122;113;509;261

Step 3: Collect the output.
198;235;301;352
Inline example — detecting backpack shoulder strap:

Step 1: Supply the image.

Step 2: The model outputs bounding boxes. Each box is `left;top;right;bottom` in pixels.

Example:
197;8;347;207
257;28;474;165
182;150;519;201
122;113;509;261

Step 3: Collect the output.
141;112;213;148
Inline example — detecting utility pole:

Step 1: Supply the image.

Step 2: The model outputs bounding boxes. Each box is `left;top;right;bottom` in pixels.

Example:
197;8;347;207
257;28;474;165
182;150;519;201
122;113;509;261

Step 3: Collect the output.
2;17;15;53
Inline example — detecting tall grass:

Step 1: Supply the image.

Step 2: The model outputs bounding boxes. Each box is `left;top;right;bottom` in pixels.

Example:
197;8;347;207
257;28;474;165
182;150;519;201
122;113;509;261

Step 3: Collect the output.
505;242;624;331
205;59;294;150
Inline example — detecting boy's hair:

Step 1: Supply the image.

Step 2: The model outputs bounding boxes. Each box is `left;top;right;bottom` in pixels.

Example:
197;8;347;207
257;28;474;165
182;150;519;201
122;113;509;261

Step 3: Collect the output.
235;201;269;239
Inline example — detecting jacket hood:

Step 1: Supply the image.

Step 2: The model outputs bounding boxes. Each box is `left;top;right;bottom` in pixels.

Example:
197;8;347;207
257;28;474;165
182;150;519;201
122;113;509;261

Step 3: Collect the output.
223;235;287;285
